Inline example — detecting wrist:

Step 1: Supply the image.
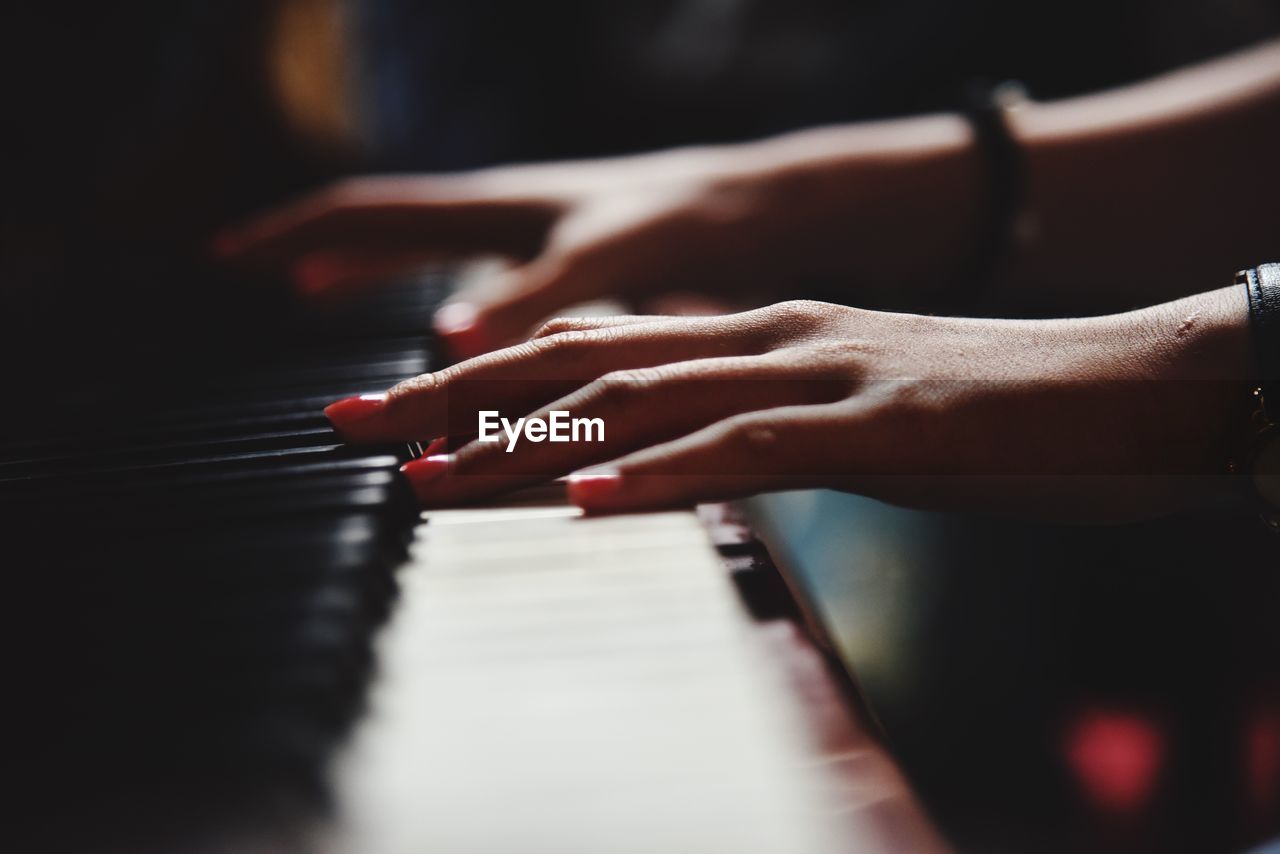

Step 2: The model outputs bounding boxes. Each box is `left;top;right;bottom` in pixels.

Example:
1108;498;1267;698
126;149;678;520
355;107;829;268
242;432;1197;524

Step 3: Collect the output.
1107;286;1254;495
1121;285;1252;382
733;116;984;301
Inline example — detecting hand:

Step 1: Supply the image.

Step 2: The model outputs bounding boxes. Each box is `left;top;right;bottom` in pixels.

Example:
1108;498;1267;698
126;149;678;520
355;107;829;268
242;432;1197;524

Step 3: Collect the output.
215;117;979;357
213;153;785;356
323;288;1250;523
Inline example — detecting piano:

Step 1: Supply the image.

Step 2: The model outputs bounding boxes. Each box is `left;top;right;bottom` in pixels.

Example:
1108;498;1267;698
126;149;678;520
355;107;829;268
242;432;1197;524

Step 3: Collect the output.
0;8;945;849
1;261;946;852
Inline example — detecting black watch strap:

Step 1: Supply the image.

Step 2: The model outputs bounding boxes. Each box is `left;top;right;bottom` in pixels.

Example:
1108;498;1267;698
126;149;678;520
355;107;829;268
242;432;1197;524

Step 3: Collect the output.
1241;263;1280;416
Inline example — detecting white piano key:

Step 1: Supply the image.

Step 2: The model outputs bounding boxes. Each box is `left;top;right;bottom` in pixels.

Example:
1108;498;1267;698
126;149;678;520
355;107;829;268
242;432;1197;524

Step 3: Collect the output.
319;508;851;854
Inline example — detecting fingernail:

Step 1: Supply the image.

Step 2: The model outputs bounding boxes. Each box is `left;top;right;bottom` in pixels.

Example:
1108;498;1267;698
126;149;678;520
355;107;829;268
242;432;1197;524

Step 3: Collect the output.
433;301;478;334
325;393;388;430
400;453;451;483
566;470;624;505
433;302;491;358
422;437;449;456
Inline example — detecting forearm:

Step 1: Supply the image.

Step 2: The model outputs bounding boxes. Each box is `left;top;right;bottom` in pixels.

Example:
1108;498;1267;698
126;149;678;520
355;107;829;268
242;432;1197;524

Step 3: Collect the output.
1117;284;1253;480
711;39;1280;311
719;115;981;302
1004;38;1280;311
1109;284;1250;379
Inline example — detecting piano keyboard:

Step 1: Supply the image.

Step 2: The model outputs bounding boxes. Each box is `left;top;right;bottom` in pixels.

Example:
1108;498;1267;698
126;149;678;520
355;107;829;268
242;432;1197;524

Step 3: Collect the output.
3;276;450;849
2;275;945;853
316;498;949;854
322;503;846;854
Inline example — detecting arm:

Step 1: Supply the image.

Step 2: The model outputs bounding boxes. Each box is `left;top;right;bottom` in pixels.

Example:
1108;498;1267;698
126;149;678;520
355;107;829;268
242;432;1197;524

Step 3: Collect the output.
1003;37;1280;310
218;38;1280;349
723;38;1280;311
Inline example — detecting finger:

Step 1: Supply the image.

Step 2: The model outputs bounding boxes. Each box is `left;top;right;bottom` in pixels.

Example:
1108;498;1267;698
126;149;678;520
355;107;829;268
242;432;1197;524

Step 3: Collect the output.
564;404;856;513
214;177;559;265
436;310;668;364
433;210;698;356
400;354;847;505
324;314;774;443
422;436;475;455
529;315;669;338
639;293;748;316
433;252;624;357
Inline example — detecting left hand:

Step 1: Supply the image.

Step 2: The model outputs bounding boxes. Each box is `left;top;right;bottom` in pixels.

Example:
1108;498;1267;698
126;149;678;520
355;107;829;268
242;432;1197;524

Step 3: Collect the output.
324;291;1249;523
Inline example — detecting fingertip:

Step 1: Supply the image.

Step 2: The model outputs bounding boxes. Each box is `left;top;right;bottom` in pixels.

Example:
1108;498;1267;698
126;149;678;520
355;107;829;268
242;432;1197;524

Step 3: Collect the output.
566;470;626;510
422;436;450;456
433;300;479;334
433;301;494;359
400;453;452;499
325;393;388;437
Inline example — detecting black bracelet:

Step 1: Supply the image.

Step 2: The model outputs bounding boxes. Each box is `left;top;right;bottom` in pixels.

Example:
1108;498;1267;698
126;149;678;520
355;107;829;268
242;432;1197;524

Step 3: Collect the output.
1234;264;1280;529
949;80;1031;312
1242;263;1280;417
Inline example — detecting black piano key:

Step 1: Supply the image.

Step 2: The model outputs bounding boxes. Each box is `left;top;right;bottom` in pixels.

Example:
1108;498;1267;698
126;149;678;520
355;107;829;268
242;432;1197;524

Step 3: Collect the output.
0;426;343;477
7;271;449;824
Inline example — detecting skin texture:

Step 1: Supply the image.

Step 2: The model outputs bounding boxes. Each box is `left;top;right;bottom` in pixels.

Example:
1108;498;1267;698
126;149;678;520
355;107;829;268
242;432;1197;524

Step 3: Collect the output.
216;41;1280;517
215;122;979;357
216;39;1280;354
325;287;1252;522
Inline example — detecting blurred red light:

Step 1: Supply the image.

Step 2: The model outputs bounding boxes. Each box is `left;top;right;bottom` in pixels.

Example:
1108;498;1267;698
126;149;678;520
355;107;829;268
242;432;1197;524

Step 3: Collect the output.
1064;707;1165;815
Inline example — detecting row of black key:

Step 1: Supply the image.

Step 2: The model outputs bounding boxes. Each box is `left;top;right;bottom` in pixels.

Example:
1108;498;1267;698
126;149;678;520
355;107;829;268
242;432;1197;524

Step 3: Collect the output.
7;275;447;847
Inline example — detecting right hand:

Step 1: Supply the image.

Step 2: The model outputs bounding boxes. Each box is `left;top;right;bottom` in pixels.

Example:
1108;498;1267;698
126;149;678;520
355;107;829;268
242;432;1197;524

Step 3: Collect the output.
214;151;788;357
216;117;980;357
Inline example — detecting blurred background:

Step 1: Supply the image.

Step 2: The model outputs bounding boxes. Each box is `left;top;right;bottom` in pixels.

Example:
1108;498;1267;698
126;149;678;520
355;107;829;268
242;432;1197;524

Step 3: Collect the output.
4;1;1280;852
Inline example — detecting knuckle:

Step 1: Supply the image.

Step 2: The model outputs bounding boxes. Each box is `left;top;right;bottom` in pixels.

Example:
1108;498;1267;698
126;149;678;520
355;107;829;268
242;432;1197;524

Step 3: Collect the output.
388;371;442;402
526;328;595;359
767;299;831;326
722;414;785;458
532;317;587;339
743;300;839;348
594;368;661;402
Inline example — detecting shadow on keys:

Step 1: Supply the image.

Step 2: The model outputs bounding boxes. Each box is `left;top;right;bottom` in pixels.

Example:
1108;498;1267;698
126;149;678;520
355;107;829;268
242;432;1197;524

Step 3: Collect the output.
0;7;410;846
2;277;448;852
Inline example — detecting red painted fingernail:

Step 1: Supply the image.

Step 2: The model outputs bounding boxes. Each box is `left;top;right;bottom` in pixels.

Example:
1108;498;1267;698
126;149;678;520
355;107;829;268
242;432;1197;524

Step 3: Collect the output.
433;301;479;334
422;437;449;456
433;302;492;359
325;393;388;431
400;453;451;483
566;471;624;505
